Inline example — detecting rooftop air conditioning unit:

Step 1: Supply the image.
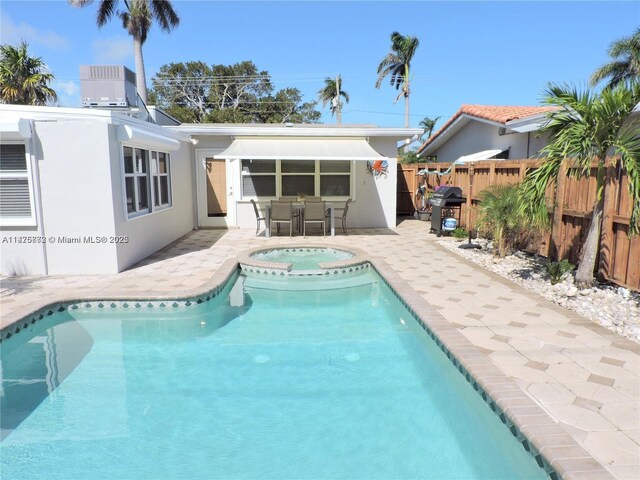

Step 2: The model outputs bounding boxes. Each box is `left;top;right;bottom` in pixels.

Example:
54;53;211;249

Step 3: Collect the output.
80;65;137;108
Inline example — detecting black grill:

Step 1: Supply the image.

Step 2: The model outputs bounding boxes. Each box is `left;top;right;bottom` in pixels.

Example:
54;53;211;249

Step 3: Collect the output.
429;186;466;236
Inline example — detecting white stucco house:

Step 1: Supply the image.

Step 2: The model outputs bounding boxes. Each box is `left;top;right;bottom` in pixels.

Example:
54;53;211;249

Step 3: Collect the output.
417;105;556;163
0;104;419;275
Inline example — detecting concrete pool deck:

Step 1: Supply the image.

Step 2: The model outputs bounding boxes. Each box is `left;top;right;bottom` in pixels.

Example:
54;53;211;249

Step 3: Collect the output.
1;219;638;479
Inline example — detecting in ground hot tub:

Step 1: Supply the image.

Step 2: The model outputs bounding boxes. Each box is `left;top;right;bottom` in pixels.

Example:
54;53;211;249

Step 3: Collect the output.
251;247;354;270
238;246;369;288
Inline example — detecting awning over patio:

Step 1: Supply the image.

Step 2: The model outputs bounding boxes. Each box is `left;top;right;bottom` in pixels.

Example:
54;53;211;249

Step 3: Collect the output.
213;138;387;161
455;148;507;163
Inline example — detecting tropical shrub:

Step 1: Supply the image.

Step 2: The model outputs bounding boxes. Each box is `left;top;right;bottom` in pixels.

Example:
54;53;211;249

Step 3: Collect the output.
452;227;468;240
477;184;531;257
545;259;575;285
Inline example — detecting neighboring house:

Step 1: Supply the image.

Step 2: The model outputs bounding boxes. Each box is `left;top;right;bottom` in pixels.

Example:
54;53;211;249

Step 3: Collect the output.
0;104;419;275
417;105;556;163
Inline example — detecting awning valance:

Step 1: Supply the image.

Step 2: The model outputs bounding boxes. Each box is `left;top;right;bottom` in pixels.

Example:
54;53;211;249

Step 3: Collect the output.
213;138;387;161
456;148;507;163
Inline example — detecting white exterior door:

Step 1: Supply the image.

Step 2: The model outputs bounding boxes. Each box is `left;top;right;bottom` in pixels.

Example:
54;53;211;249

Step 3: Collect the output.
196;149;235;227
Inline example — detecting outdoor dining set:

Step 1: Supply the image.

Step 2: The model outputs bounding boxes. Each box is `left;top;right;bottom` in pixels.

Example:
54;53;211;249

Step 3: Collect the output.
251;197;351;238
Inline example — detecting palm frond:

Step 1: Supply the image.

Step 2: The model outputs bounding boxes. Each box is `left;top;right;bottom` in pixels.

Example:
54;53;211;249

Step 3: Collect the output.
519;157;563;228
151;0;179;31
96;0;117;26
591;28;640;88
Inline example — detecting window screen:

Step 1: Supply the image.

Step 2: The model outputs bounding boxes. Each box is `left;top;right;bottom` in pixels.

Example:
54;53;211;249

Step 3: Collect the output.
320;175;350;196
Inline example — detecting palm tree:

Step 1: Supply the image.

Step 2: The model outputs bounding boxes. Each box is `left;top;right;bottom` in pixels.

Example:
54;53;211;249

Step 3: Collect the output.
70;0;179;104
519;82;640;287
0;42;57;105
375;31;420;128
590;28;640;89
419;116;441;141
318;75;349;125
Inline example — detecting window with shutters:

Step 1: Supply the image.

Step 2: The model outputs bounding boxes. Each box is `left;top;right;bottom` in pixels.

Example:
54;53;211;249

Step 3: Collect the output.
240;160;352;199
0;143;36;226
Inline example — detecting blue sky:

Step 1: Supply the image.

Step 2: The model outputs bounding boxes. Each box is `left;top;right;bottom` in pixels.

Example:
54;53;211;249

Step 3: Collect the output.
1;1;638;128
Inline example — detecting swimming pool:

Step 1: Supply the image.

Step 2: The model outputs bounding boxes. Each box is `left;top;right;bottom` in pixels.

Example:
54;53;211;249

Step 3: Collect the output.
0;269;549;479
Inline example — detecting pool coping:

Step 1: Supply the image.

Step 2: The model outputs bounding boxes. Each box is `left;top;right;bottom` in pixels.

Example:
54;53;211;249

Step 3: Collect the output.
0;246;615;480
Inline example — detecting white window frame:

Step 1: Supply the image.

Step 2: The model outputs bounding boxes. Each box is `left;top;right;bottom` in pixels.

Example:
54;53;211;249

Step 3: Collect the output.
0;141;37;227
240;159;354;200
317;160;353;199
151;151;172;210
280;160;316;197
122;145;174;220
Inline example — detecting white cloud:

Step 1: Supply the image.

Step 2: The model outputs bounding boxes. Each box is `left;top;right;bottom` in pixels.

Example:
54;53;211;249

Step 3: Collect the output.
0;14;70;50
92;36;133;63
51;80;81;107
53;80;80;97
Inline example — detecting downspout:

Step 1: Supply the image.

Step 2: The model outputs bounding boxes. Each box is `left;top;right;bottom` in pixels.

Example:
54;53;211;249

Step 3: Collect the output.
191;138;200;229
30;121;49;275
526;132;531;158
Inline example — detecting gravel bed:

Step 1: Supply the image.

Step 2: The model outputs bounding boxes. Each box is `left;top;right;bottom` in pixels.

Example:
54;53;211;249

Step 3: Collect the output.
437;237;640;343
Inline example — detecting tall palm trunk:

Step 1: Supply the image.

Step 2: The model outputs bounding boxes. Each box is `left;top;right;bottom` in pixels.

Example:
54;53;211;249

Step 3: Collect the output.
575;163;606;287
404;64;410;128
133;36;148;104
335;76;342;126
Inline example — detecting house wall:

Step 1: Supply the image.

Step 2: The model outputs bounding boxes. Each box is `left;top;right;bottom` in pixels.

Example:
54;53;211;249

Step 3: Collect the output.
193;135;398;230
1;114;195;275
112;138;195;271
35;121;119;274
433;121;549;162
360;137;397;228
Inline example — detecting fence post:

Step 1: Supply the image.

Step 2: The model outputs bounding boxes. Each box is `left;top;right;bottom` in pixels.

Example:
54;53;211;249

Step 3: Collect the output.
597;157;617;282
550;160;568;260
518;161;526;182
466;164;474;230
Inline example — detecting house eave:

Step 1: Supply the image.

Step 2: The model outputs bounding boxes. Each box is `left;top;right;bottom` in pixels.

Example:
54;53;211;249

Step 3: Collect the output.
0;104;191;142
171;123;422;140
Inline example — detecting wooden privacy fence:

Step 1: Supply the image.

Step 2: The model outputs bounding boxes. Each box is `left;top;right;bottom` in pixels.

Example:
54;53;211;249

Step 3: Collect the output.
396;160;639;291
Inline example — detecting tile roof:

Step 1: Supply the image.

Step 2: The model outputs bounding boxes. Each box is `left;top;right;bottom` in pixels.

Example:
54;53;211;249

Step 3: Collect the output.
417;104;557;154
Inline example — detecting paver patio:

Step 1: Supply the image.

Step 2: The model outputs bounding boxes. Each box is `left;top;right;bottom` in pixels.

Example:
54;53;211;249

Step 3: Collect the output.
1;218;638;479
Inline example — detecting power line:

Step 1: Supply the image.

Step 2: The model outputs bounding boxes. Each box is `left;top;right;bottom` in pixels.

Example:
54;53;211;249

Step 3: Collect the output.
343;109;443;118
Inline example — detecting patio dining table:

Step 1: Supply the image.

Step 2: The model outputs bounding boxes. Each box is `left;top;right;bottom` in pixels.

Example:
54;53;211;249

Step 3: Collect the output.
265;202;334;238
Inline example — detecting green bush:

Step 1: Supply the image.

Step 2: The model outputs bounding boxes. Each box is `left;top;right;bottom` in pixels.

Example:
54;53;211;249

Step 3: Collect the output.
545;259;575;285
452;227;468;239
477;184;530;257
399;150;420;164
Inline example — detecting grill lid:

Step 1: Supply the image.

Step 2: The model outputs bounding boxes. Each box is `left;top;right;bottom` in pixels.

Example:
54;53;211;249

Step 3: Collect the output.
431;186;464;199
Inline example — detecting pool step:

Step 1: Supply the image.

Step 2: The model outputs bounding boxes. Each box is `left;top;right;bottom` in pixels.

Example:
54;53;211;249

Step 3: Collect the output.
242;271;374;291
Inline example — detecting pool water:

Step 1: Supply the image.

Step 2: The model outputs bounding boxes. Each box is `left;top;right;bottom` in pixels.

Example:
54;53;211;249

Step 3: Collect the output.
251;248;354;270
0;271;548;480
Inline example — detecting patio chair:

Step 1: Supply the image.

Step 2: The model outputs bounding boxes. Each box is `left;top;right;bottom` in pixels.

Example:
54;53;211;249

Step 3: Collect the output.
270;200;296;237
330;198;351;235
250;199;266;236
303;201;326;237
